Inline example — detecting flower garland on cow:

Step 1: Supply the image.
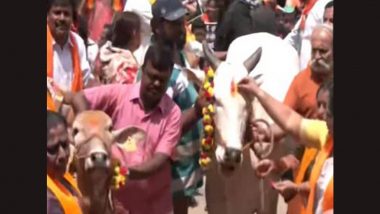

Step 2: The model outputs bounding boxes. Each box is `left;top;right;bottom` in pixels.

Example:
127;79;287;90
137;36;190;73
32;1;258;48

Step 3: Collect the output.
112;159;129;189
198;64;275;170
199;67;216;169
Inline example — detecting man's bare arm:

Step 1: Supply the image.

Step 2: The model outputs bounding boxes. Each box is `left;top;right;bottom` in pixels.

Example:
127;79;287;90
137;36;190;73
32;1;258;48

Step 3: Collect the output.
275;154;300;175
128;153;169;180
181;107;202;135
180;89;207;135
238;78;303;140
64;91;90;114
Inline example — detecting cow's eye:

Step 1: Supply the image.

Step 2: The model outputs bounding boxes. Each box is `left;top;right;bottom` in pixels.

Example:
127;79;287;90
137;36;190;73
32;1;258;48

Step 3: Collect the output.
72;128;79;136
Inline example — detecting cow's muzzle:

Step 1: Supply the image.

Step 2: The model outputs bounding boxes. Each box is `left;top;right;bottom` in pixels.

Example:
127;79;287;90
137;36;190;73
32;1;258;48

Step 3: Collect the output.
224;148;242;164
85;151;110;171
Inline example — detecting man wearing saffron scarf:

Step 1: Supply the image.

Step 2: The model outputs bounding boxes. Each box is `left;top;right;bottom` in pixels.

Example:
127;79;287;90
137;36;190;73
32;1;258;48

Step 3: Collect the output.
47;110;83;214
47;0;94;93
284;0;332;70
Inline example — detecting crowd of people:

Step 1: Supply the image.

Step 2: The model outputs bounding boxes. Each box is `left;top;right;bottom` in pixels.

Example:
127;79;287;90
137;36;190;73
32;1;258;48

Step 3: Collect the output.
46;0;334;213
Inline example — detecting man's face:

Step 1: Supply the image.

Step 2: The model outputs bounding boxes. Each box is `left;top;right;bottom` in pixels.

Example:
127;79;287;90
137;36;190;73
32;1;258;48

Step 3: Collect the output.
161;17;186;50
323;7;334;27
140;60;172;106
282;13;296;33
47;123;70;177
47;4;73;42
316;89;329;120
310;30;333;76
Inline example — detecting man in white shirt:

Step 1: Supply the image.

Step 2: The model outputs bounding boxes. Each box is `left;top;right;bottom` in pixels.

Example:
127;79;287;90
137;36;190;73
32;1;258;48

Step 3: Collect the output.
284;0;333;70
47;0;94;92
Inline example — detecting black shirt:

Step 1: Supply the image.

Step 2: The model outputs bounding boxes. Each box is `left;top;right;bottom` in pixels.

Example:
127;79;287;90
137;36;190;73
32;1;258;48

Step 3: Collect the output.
214;1;277;51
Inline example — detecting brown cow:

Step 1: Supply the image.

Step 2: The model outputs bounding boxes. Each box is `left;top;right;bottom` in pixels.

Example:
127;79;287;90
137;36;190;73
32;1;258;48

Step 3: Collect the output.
71;110;145;214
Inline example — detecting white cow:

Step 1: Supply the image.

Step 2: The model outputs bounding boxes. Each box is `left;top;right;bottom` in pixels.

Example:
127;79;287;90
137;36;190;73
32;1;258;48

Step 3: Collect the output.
187;33;300;214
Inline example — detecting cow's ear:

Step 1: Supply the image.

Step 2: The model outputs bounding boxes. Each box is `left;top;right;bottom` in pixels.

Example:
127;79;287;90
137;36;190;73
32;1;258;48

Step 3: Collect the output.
183;68;205;88
112;126;147;144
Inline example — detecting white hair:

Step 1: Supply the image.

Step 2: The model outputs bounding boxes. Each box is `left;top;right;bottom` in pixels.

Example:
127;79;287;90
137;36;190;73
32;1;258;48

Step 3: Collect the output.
312;23;333;36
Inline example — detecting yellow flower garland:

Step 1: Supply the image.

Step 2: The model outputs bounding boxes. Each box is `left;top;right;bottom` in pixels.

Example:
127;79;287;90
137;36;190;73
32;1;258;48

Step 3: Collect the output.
112;160;128;190
199;67;216;169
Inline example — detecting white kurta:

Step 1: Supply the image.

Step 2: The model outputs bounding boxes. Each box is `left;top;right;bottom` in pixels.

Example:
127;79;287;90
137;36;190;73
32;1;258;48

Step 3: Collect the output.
315;157;334;214
52;31;93;91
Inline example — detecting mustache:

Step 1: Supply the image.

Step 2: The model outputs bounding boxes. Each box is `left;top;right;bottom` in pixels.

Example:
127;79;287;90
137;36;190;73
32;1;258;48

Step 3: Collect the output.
55;21;69;28
311;58;332;70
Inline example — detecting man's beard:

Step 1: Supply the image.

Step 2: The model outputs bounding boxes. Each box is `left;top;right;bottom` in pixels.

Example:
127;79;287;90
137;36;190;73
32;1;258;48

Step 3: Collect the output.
310;58;333;75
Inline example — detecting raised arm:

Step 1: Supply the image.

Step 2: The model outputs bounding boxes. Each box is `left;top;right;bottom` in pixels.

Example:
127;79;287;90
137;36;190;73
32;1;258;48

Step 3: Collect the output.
238;77;303;140
64;84;122;115
64;91;90;114
129;105;182;180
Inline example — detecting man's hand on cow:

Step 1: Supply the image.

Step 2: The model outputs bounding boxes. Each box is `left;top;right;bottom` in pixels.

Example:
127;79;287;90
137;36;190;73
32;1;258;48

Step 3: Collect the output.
255;159;277;178
250;121;270;143
238;77;262;98
271;180;299;202
62;91;74;105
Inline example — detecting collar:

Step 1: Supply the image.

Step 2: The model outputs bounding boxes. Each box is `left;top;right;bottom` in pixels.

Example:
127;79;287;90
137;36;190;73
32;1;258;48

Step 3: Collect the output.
129;82;166;114
52;32;74;48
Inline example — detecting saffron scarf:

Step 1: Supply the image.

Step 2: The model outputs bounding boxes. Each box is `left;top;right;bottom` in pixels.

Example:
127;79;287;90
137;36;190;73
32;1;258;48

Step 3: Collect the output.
305;135;333;214
47;173;82;214
86;0;124;12
295;148;318;184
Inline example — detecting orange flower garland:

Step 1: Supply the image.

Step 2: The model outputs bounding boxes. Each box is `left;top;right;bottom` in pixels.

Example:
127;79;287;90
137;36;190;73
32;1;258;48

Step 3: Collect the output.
199;67;216;169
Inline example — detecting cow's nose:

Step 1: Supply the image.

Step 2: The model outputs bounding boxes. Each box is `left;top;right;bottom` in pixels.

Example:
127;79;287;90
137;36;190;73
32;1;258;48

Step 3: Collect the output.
224;148;242;163
90;152;108;164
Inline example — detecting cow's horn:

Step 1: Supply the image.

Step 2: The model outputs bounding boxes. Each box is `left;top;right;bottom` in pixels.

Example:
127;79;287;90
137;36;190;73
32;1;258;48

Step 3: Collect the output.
243;47;262;73
202;41;221;71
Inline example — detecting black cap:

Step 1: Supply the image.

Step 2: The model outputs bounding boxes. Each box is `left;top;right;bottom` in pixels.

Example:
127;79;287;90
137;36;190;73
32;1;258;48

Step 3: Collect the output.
152;0;187;21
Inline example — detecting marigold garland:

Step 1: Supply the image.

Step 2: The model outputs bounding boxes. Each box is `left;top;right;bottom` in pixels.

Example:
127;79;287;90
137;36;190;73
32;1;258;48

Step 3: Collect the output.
199;67;216;169
112;160;128;189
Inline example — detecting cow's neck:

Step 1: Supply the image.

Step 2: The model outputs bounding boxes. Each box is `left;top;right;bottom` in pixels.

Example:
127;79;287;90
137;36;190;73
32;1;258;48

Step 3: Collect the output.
88;190;113;214
81;188;113;214
77;174;113;214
